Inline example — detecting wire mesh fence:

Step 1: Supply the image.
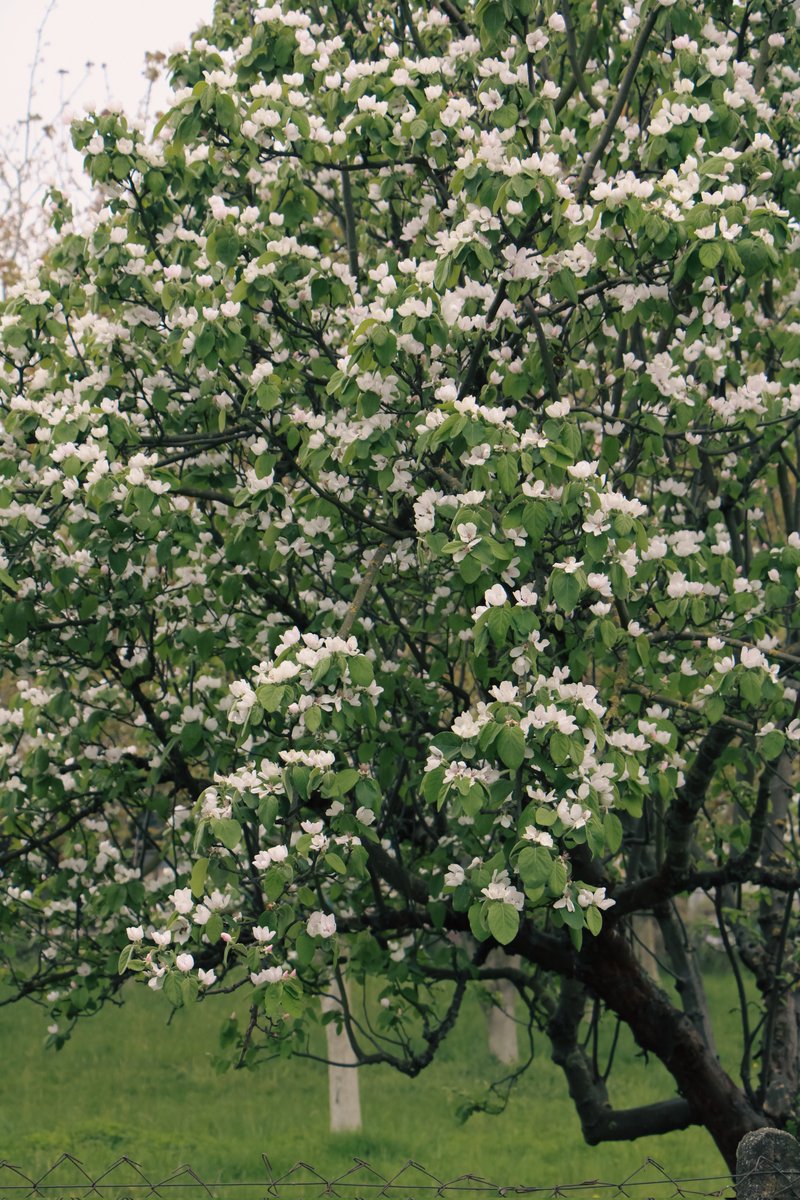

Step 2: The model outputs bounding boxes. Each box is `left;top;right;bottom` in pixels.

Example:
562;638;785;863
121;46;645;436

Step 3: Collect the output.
0;1156;748;1200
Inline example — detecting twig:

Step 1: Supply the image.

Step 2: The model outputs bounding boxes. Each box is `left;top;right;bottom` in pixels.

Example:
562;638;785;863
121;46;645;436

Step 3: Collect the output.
623;684;751;734
338;541;391;638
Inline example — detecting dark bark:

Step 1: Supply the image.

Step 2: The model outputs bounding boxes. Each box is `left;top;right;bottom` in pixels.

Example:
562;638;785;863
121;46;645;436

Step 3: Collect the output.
612;725;736;916
366;827;769;1163
548;978;696;1144
663;724;735;877
578;926;767;1169
757;755;799;1124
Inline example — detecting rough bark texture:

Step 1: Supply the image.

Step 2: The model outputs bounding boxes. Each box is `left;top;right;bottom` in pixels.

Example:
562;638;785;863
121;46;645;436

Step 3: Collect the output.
758;756;799;1124
548;978;694;1144
579;927;766;1169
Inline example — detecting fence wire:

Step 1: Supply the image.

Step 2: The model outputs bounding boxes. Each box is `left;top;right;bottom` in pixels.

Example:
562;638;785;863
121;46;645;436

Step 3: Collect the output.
0;1155;759;1200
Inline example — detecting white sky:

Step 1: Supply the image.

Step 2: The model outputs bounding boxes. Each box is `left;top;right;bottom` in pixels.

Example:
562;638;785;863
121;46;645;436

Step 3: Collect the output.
0;0;215;132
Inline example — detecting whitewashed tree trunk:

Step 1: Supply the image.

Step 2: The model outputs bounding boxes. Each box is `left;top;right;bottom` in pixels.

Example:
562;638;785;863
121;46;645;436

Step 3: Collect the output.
486;950;519;1065
320;981;362;1132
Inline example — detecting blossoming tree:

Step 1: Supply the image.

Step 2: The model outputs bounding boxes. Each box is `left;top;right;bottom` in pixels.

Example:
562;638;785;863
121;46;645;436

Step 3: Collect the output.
2;0;800;1169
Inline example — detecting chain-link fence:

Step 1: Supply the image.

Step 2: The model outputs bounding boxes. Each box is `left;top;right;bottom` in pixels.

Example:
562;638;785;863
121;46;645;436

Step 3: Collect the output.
0;1156;743;1200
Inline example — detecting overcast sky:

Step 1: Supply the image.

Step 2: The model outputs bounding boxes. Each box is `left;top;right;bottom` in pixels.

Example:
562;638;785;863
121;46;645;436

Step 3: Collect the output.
0;0;214;133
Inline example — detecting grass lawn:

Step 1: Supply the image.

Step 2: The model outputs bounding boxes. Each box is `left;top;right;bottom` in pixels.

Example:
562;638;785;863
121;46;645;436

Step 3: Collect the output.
0;969;743;1188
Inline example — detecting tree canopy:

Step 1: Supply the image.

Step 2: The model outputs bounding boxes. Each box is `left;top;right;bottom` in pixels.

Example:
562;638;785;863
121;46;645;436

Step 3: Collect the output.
2;0;800;1170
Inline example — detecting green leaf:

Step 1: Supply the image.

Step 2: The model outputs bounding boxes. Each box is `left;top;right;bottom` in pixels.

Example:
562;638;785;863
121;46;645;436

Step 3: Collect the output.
118;944;134;974
433;254;453;291
584;905;602;936
206;912;223;942
497;455;518;496
549;730;571;766
487;606;511;646
191;857;209;899
208;227;240;268
522;502;549;544
598;619;618;649
548;858;568;896
348;655;374;686
496;724;525;769
258;794;279;833
672;246;695;286
487;902;520;946
495;103;519;130
556;268;580;305
356;776;381;808
372;329;397;367
311;655;334;685
739;672;762;706
460;781;485;817
459;555;483;584
480;1;505;38
295;932;317;966
761;730;785;761
517;845;553;888
305;704;322;733
468;902;491;941
215;92;238;131
325;851;347;874
737;237;771;279
552;571;581;612
213;818;243;850
422;766;445;806
256;683;285;712
603;812;623;855
560;902;584;929
0;568;19;593
264;870;286;902
329;768;359;796
698;242;723;269
163;973;184;1008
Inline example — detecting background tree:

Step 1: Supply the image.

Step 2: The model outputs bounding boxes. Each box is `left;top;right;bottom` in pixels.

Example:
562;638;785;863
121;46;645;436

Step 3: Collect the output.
2;0;800;1172
0;1;82;294
0;0;172;297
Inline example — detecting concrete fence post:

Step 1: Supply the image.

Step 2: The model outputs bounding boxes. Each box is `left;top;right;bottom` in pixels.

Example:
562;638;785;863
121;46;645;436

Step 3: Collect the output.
737;1129;800;1200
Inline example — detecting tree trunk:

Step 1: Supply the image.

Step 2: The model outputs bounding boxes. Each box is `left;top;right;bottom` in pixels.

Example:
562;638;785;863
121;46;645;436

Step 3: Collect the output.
321;981;362;1133
580;925;766;1169
486;951;519;1064
757;754;799;1125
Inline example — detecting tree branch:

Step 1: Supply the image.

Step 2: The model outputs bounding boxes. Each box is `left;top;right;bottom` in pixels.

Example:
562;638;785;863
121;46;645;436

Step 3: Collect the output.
340;168;360;288
663;724;735;878
575;6;661;203
338;541;391;638
548;978;696;1144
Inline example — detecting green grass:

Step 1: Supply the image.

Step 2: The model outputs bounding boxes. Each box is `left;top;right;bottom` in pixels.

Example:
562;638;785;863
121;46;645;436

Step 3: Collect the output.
0;971;743;1186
